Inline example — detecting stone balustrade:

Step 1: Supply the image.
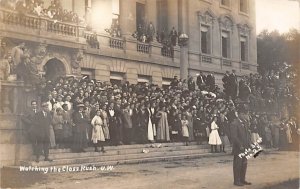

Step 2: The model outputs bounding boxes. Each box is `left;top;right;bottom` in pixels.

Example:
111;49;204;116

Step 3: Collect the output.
137;42;151;54
201;55;213;63
109;37;125;50
0;8;83;37
222;59;232;67
242;62;250;70
161;46;174;58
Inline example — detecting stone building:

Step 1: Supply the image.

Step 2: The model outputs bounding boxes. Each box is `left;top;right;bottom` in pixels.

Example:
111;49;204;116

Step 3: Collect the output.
0;0;257;87
0;0;257;166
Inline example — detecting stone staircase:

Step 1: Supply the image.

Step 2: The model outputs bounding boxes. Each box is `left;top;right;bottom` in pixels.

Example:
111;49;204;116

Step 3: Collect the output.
18;142;230;167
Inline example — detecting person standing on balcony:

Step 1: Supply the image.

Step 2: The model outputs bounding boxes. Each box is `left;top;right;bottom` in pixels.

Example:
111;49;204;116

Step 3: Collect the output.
169;27;178;46
11;42;25;73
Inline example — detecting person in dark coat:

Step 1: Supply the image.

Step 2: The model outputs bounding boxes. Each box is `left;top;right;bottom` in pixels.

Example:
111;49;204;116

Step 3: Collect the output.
72;104;88;152
107;102;123;145
228;70;238;99
32;101;53;162
231;111;252;186
196;72;206;91
188;76;196;91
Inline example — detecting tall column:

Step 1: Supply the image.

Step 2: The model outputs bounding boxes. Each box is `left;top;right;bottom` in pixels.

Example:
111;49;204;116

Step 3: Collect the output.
180;45;188;80
167;0;178;32
146;0;157;27
119;0;136;39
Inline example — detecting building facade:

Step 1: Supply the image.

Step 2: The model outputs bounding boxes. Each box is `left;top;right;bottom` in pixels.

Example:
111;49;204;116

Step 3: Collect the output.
0;0;257;87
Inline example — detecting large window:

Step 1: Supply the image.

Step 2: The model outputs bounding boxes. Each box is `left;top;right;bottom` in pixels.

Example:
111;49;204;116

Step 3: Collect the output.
136;2;145;31
200;26;211;54
221;31;230;58
137;75;152;84
240;0;248;13
110;71;124;86
221;0;230;7
240;36;248;61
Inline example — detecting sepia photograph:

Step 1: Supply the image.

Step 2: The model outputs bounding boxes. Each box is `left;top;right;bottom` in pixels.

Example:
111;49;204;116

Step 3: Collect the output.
0;0;299;188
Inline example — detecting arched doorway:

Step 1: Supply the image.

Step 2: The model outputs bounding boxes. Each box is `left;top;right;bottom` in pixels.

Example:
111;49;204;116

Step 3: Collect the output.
44;58;66;81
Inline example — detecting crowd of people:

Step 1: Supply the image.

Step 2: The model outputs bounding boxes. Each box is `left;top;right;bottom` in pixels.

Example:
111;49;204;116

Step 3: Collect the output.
1;0;84;24
19;62;299;162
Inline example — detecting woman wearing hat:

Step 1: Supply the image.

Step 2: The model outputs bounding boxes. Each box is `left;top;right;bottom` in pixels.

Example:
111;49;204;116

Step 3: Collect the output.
155;104;170;142
72;103;88;152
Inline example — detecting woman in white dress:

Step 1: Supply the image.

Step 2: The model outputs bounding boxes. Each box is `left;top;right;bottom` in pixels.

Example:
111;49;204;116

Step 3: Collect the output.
181;114;189;146
209;116;222;153
91;110;106;152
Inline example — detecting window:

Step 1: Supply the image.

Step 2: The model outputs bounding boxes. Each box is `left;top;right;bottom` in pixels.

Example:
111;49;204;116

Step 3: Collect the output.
81;68;95;79
110;71;124;86
221;0;230;7
137;75;151;84
136;2;145;31
240;0;248;13
221;31;230;58
240;36;248;62
200;26;211;54
198;10;214;55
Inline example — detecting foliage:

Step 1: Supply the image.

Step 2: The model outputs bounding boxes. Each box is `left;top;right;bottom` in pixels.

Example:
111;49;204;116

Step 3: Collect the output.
257;29;300;74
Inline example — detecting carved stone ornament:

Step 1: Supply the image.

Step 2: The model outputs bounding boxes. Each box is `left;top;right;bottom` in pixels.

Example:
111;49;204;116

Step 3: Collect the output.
218;16;234;31
34;43;47;64
71;49;84;69
237;24;251;35
198;10;215;25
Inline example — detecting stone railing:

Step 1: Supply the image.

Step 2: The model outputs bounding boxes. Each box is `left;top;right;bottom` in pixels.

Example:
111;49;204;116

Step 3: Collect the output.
109;37;125;50
161;46;173;58
0;8;83;37
241;62;250;70
222;59;232;67
137;42;151;54
201;55;213;63
0;81;34;115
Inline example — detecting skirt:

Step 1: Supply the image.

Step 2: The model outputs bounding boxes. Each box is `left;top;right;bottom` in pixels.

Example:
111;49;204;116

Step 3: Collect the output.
209;130;222;145
102;125;110;140
182;126;189;137
91;125;105;143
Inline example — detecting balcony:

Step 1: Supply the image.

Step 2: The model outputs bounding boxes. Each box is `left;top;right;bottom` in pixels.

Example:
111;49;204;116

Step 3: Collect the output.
0;8;85;44
137;42;151;54
161;46;174;58
222;59;232;67
109;37;125;50
241;62;250;70
201;55;213;63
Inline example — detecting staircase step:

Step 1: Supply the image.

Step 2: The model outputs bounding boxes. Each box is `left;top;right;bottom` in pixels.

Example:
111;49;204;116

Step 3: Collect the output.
9;152;229;172
49;142;203;154
47;145;210;159
20;148;216;166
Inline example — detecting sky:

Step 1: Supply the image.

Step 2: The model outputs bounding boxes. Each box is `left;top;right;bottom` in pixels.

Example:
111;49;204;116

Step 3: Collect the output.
256;0;300;34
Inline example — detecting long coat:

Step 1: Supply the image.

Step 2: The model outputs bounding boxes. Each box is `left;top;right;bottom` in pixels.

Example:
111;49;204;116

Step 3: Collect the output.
156;111;170;141
72;111;88;151
230;118;252;155
32;111;52;140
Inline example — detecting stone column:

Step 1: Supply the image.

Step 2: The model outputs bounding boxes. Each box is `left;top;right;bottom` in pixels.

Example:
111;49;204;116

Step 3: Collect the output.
119;0;136;39
180;45;188;80
167;0;178;32
146;0;157;27
73;0;85;18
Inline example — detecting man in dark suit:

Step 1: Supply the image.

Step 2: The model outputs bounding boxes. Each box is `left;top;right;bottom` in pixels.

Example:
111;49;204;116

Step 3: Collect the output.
32;101;53;162
21;100;38;156
196;72;206;91
72;103;88;152
229;70;238;99
231;110;252;186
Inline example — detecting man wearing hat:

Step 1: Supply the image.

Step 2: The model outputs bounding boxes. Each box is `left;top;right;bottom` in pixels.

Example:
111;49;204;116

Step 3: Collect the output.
32;101;53;162
72;103;88;152
231;110;252;186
